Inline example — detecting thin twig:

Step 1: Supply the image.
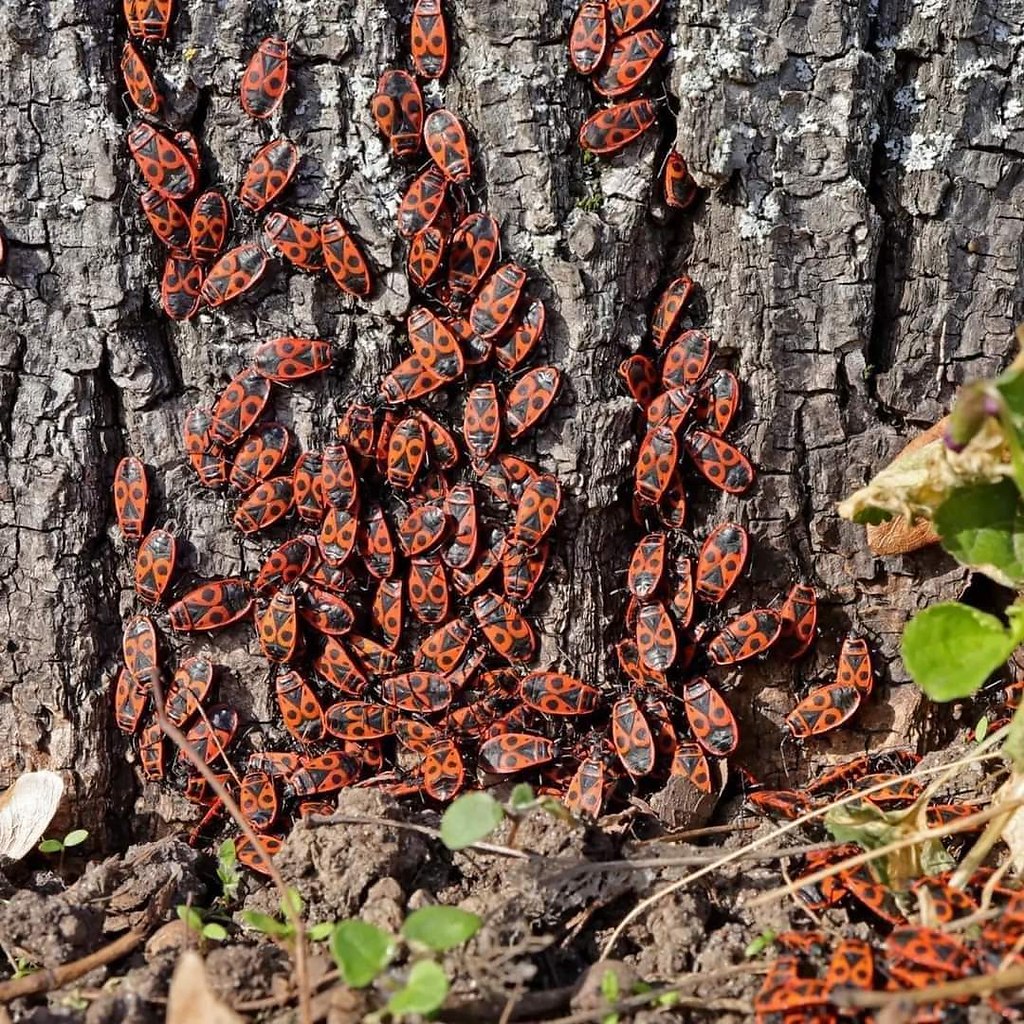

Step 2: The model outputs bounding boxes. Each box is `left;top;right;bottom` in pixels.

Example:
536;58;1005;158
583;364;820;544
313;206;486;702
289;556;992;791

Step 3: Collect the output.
748;793;1024;911
600;739;1008;958
147;674;314;1024
543;840;835;883
0;928;146;1003
637;821;759;844
232;969;339;1012
831;963;1024;1009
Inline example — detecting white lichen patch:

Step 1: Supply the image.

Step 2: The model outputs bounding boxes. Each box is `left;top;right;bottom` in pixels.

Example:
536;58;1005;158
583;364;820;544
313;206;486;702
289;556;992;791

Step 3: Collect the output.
893;83;925;114
886;131;954;170
954;59;997;89
738;191;780;242
675;16;757;97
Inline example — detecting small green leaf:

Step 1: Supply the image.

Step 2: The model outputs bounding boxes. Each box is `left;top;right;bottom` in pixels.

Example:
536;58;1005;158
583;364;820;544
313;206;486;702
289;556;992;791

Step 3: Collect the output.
657;992;680;1009
218;838;237;868
240;911;293;938
600;969;621;1002
439;792;504;850
202;922;228;942
307;922;334;942
902;602;1018;700
329;919;395;988
63;829;88;848
507;783;535;810
631;981;652;995
177;905;204;933
601;1015;620;1024
538;797;574;822
825;801;899;853
995;365;1024;415
38;839;63;854
935;481;1024;586
975;715;990;742
401;905;481;951
744;929;776;958
387;959;449;1017
281;888;303;918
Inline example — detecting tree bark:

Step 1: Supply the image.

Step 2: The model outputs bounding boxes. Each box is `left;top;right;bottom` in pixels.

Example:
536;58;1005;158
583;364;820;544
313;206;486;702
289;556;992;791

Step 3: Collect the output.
0;0;1019;835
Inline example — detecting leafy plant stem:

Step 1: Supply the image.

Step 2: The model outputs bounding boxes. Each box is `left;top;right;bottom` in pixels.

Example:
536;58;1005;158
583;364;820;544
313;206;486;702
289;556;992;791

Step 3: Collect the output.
145;673;314;1024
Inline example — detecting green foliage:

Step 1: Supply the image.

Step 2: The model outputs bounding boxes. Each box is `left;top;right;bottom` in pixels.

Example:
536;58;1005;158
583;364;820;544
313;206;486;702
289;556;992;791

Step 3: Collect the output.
744;929;777;958
328;902;481;1017
601;969;620;1002
241;889;332;944
401;906;481;951
508;783;536;811
176;904;228;943
439;791;506;849
216;838;240;903
902;602;1024;701
38;828;89;856
241;909;295;939
976;715;991;742
386;960;449;1017
10;957;38;980
934;481;1024;586
330;920;396;988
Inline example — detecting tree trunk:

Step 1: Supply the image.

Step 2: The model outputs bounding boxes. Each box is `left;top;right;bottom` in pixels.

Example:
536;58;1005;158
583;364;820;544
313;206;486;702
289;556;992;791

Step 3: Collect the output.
0;0;1019;838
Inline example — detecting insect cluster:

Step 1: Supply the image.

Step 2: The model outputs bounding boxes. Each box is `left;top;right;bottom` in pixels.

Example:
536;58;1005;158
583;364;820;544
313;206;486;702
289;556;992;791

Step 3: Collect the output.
611;277;878;806
568;0;698;209
112;0;613;871
111;0;887;876
122;4;373;318
755;879;1024;1024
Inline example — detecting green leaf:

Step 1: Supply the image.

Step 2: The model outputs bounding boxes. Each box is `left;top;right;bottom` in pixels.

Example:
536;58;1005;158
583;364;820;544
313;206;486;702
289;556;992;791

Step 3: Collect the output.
401;905;481;951
218;838;237;868
601;1015;620;1024
307;922;334;942
329;919;395;988
902;602;1018;700
539;797;574;822
976;715;990;742
63;829;88;848
825;801;899;854
934;481;1024;586
37;839;63;854
177;905;204;933
600;969;621;1002
281;888;303;918
240;911;293;939
996;368;1024;417
507;783;535;810
657;992;680;1009
439;792;504;850
744;930;776;958
387;960;449;1017
202;922;228;941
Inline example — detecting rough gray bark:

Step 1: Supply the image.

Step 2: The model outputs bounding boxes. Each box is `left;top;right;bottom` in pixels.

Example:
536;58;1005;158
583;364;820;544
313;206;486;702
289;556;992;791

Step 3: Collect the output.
0;0;1019;835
